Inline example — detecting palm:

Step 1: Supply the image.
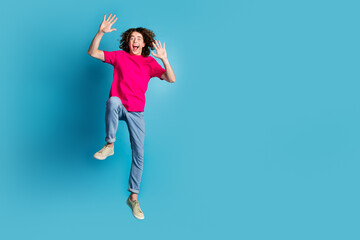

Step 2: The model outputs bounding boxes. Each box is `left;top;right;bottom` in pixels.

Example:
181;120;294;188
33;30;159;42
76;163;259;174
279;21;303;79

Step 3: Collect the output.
99;14;117;33
151;40;167;60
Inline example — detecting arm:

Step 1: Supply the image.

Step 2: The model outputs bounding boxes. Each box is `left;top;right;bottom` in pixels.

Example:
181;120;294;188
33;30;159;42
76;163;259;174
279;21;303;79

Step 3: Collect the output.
88;31;105;61
151;40;176;83
88;14;118;61
160;58;176;83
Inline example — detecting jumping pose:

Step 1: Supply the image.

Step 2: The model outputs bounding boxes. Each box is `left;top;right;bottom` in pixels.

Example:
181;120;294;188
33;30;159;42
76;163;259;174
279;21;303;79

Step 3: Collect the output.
88;14;176;220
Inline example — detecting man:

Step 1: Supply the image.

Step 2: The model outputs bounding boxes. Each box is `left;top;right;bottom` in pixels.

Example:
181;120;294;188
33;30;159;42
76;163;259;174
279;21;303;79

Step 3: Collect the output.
88;13;176;220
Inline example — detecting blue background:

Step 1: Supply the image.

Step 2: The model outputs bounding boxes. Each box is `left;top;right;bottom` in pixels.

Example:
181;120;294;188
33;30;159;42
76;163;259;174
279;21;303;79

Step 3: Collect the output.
1;0;359;239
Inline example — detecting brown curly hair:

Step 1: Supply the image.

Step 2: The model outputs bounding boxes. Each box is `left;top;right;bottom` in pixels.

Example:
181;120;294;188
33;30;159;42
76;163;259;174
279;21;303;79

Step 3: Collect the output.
118;27;156;57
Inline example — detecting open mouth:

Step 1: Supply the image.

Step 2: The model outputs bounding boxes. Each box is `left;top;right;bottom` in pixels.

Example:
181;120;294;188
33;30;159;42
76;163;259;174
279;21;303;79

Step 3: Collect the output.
133;45;139;51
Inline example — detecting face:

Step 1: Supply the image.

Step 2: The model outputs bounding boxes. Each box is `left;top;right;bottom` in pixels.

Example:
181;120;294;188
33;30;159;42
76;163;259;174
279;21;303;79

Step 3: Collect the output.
129;31;145;56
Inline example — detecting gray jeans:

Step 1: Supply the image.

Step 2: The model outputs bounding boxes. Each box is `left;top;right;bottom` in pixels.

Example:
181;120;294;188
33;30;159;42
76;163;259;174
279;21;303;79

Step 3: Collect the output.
105;96;145;194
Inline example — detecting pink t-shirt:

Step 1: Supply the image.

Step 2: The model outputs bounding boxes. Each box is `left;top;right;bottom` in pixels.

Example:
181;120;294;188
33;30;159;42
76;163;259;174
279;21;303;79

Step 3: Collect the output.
102;50;166;112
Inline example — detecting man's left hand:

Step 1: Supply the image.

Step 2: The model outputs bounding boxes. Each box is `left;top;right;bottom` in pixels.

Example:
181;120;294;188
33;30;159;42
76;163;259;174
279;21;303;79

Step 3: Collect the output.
151;40;167;60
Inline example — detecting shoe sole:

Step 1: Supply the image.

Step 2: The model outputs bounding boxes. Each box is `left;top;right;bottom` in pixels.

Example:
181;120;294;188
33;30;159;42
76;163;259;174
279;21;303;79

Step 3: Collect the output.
126;199;145;220
93;152;114;160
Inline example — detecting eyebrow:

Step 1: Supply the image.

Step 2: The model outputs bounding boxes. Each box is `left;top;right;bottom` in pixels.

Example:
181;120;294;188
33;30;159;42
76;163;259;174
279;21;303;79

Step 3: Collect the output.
130;36;142;38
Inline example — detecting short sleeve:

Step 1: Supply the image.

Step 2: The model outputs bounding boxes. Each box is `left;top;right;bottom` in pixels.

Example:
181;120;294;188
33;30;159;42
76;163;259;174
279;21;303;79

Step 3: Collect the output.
102;50;117;65
150;58;166;80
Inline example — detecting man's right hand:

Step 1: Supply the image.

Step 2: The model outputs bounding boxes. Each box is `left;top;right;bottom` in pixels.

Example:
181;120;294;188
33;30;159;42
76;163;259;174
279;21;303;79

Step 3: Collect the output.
99;14;118;33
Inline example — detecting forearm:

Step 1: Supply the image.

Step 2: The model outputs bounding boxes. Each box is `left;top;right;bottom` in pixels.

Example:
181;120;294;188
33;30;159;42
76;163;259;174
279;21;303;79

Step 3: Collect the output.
88;31;104;55
161;58;176;83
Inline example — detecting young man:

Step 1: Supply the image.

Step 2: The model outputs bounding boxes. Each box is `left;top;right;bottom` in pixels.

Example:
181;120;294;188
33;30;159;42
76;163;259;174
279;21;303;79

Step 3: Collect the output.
87;14;176;220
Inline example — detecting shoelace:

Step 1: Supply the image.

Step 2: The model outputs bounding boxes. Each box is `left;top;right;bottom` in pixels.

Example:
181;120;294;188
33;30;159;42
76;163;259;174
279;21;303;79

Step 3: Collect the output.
131;200;143;213
99;145;110;154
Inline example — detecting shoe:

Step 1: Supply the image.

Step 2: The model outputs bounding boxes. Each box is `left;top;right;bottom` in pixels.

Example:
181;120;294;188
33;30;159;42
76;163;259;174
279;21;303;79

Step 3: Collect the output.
126;197;145;220
93;145;114;160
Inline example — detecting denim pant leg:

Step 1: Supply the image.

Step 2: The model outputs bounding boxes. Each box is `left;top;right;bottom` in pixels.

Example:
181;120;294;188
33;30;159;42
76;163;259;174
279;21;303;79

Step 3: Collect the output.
125;112;145;194
105;96;125;143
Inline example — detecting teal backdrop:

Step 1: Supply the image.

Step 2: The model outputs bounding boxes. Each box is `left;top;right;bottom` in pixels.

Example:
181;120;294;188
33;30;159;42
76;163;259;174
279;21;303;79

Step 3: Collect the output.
0;0;359;239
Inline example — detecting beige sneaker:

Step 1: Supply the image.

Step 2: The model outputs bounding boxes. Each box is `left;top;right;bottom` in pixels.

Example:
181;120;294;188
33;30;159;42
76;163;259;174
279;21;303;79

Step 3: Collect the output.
93;145;114;160
126;197;145;220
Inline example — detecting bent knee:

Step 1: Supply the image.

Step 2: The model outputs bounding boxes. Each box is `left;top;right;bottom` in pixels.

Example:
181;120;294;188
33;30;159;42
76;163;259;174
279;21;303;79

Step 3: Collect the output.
107;96;122;109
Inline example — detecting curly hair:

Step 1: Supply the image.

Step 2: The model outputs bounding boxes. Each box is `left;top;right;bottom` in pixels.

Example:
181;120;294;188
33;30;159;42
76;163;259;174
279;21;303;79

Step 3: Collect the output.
118;27;156;57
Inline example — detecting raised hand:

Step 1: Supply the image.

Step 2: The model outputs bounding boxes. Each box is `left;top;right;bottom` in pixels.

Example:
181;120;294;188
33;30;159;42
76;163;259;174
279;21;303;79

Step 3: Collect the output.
99;14;118;33
151;40;167;60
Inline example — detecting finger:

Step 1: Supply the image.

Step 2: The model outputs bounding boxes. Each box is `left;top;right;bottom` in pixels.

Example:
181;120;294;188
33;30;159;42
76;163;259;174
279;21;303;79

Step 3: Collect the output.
111;28;117;32
152;41;158;50
163;42;165;49
155;40;161;49
103;14;106;22
110;14;116;22
110;17;117;24
107;14;112;21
